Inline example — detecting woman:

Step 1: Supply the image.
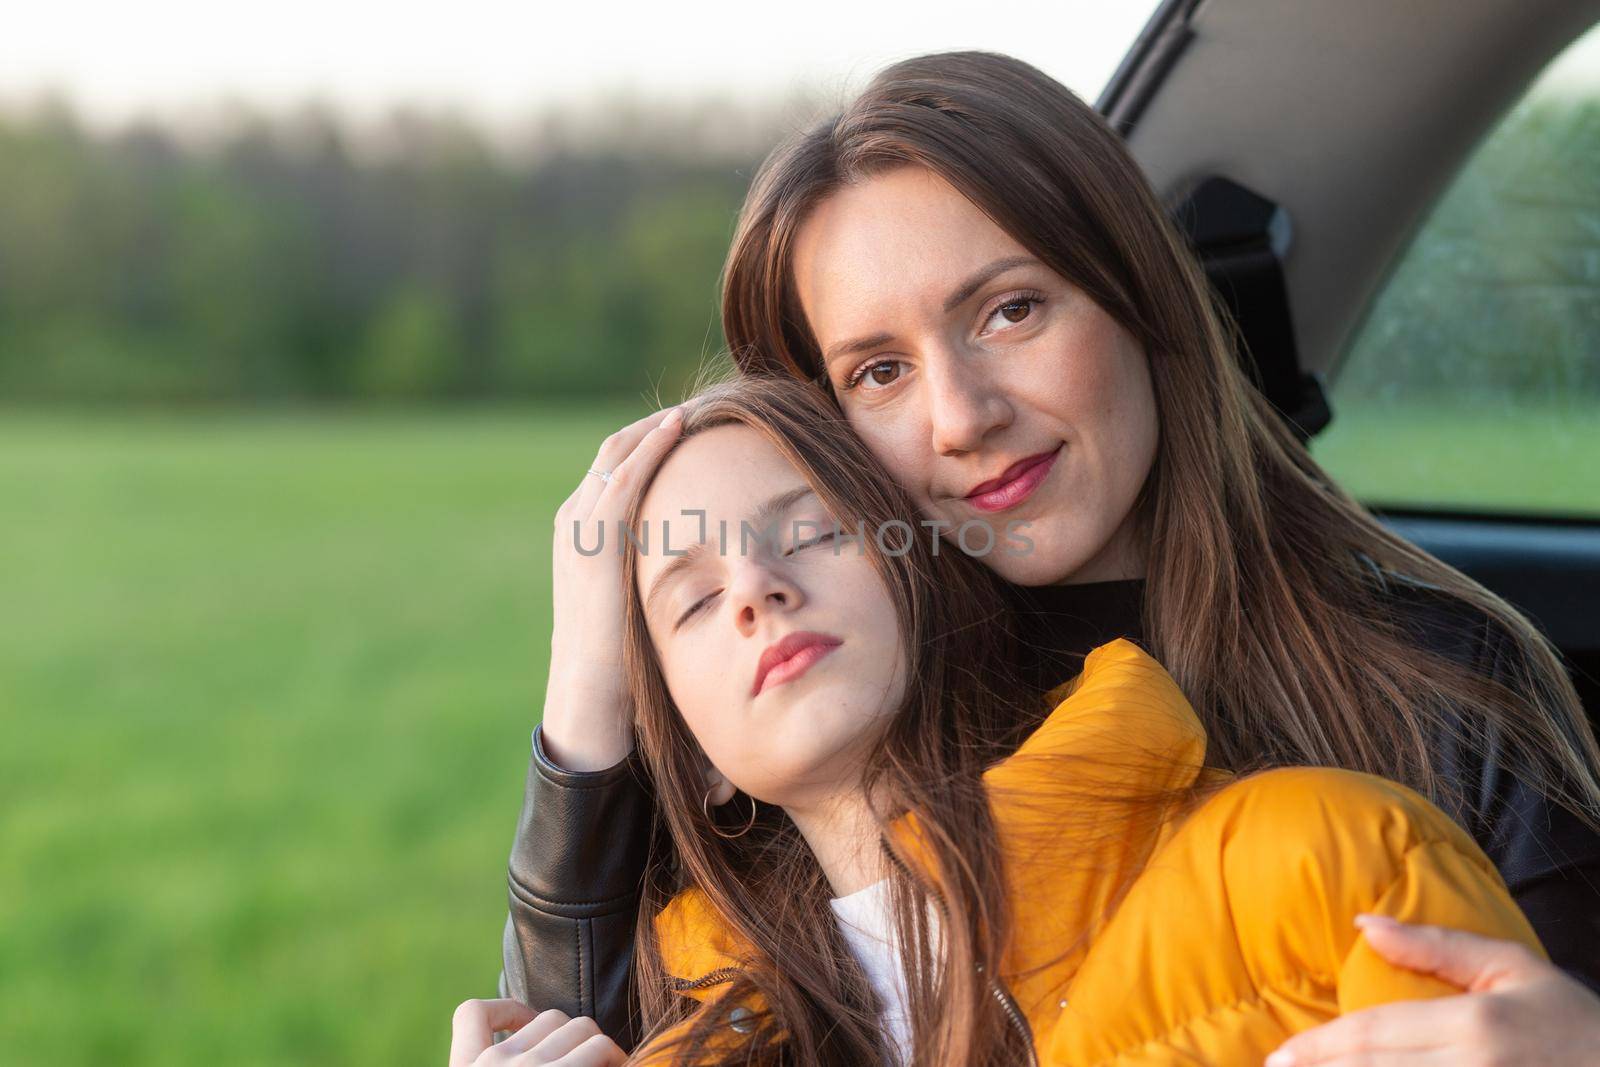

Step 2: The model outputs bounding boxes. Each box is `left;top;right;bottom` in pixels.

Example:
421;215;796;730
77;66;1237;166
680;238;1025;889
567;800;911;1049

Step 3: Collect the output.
459;377;1545;1067
497;51;1600;1063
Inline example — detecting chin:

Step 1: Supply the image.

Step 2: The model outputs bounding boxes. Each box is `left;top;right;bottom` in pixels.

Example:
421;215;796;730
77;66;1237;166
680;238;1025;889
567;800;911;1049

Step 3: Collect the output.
975;508;1136;586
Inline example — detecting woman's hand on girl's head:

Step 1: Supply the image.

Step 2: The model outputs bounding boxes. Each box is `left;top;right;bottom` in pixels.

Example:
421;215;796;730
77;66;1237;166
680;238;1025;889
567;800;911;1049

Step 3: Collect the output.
540;404;687;772
1265;916;1600;1066
450;999;626;1067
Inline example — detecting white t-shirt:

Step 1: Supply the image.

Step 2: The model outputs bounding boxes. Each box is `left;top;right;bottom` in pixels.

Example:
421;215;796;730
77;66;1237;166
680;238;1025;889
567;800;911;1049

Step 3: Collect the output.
829;878;915;1065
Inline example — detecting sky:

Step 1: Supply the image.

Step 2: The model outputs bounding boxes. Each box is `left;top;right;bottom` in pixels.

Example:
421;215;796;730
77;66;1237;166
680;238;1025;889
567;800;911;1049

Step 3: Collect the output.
0;0;1157;129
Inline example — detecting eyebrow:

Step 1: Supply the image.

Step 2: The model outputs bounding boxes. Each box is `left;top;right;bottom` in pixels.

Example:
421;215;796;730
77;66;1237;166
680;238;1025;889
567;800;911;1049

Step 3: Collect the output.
643;484;819;620
819;254;1044;367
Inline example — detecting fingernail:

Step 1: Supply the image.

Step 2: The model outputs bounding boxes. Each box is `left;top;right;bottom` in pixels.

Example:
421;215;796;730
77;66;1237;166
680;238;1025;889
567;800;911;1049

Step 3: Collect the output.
1264;1051;1295;1067
663;406;684;427
1355;913;1396;930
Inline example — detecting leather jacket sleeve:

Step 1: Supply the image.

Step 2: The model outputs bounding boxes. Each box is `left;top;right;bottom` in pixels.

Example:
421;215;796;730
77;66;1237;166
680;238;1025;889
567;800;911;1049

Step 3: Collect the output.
500;724;654;1050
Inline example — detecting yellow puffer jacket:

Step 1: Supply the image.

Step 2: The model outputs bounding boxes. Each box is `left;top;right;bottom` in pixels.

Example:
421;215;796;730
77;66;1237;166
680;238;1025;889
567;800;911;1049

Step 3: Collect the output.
642;639;1544;1065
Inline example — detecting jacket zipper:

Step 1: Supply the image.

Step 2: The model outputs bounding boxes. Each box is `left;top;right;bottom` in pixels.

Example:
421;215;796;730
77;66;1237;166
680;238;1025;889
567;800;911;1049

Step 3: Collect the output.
873;848;1037;1063
989;975;1039;1067
669;966;743;992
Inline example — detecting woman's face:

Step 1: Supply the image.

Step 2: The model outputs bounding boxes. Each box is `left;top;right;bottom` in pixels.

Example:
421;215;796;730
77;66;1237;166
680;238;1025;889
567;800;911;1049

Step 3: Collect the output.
634;424;905;811
791;165;1159;586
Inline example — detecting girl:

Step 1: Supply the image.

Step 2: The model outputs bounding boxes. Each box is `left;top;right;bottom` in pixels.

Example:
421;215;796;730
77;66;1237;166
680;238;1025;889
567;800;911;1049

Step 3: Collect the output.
502;51;1600;1063
460;376;1544;1066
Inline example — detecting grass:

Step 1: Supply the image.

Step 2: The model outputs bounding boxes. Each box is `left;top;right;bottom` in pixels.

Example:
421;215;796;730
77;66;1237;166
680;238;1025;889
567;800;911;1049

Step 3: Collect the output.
1310;400;1600;518
0;405;640;1066
2;399;1596;1066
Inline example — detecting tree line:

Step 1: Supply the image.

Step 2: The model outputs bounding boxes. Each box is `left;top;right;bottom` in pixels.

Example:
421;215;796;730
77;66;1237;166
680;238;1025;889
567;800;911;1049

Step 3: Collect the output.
0;94;1595;407
0;99;775;405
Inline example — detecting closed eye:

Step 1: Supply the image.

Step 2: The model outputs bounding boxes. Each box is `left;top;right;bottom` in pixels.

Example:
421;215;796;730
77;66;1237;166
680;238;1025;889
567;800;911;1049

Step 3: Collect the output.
786;531;837;555
676;590;719;628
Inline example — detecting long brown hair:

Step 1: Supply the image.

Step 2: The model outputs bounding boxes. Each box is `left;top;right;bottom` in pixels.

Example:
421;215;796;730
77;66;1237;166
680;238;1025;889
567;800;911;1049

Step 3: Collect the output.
620;374;1047;1066
719;50;1600;828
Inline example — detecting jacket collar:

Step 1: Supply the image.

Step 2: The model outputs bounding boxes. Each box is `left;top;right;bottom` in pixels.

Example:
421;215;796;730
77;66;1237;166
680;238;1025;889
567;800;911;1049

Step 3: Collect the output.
654;638;1208;995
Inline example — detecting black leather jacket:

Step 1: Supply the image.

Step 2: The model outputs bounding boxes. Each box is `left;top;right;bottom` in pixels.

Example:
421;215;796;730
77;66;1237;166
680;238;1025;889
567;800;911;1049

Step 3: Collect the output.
499;577;1600;1049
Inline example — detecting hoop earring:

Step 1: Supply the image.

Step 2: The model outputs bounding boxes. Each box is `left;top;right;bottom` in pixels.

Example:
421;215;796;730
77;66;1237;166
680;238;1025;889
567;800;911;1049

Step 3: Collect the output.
703;787;758;840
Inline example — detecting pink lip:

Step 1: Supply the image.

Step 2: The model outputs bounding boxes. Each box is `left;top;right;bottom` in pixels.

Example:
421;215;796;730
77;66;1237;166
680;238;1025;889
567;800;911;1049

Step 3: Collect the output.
963;445;1062;513
752;631;843;697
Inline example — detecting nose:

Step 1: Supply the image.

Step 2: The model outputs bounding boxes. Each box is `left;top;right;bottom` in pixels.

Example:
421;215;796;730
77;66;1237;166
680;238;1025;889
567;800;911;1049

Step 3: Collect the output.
925;343;1014;456
730;555;805;637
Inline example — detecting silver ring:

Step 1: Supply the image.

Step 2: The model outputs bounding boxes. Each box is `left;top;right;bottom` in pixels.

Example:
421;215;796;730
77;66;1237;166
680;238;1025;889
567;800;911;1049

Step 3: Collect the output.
587;467;614;484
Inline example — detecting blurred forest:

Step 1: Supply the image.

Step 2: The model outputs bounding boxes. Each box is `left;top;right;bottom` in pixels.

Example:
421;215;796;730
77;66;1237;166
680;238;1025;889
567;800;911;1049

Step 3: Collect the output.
0;92;1597;407
0;97;783;406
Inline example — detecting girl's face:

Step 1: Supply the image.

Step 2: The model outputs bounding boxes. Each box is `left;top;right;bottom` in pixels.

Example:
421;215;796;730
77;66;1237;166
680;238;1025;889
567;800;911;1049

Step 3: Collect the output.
634;424;906;811
791;165;1159;586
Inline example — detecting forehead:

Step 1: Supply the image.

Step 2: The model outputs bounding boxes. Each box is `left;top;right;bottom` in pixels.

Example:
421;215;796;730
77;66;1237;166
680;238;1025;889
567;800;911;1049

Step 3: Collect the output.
635;423;808;573
791;165;1030;330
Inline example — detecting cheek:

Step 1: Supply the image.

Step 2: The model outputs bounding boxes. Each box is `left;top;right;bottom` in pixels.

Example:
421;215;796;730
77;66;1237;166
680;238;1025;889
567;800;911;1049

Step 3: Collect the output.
846;561;907;693
671;684;743;774
843;406;936;505
1098;338;1159;477
1040;316;1157;465
655;640;736;748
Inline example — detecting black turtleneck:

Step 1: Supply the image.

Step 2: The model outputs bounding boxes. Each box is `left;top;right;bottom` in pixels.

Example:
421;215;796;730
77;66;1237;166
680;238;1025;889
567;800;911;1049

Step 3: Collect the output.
1002;577;1147;692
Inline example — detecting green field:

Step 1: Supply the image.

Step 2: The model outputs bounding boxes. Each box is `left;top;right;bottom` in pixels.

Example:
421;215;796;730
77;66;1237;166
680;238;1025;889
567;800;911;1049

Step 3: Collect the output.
0;406;639;1066
3;402;1596;1067
1311;401;1600;518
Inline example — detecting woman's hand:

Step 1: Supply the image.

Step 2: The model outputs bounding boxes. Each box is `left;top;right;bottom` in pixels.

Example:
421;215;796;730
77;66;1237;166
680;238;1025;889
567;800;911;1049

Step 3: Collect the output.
1265;915;1600;1065
450;999;626;1067
540;404;686;771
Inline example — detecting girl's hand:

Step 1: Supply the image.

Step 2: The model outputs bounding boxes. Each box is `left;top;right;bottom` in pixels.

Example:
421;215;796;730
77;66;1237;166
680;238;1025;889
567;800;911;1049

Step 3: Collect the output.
540;404;686;771
450;999;627;1067
1265;915;1600;1065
